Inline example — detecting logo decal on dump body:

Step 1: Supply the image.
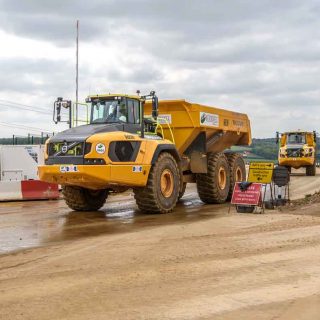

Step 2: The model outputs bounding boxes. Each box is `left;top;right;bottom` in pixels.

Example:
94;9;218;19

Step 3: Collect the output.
132;165;142;173
157;114;172;125
60;165;78;173
96;143;106;154
200;112;219;127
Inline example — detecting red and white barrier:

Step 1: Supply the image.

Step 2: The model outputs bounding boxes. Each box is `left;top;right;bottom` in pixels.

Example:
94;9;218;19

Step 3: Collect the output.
0;180;59;201
0;145;60;202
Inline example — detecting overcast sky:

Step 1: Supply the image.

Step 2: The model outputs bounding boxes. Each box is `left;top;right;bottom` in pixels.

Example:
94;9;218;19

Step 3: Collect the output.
0;0;319;138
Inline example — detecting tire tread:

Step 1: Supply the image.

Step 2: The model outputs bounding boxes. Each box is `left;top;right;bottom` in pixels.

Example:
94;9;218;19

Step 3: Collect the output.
62;186;108;211
134;152;180;213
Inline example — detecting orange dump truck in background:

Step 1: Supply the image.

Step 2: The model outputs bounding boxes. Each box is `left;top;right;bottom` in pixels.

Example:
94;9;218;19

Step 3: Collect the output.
277;131;317;176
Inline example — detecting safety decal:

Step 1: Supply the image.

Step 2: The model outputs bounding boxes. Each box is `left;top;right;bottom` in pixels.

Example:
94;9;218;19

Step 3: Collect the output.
95;143;106;154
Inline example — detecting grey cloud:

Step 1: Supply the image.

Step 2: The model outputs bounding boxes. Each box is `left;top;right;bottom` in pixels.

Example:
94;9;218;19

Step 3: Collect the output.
1;0;320;137
0;57;75;107
1;0;319;46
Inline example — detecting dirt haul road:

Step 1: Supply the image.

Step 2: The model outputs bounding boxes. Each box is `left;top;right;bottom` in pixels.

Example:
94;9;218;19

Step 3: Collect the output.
1;172;320;320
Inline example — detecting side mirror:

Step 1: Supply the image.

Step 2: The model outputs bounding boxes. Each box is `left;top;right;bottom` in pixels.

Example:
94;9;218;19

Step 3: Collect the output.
56;104;61;122
276;131;279;144
53;97;72;127
152;95;158;119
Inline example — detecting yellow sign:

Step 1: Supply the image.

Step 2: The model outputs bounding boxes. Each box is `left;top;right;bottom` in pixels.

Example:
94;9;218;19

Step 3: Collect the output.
248;162;274;183
249;162;274;170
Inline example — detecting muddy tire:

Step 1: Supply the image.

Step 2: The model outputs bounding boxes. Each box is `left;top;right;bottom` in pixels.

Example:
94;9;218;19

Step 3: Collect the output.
62;186;108;211
226;153;246;200
178;182;187;201
134;152;180;213
306;162;316;176
196;153;230;204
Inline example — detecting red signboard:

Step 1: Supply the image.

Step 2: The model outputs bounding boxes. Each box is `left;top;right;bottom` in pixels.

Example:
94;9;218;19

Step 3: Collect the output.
231;183;262;205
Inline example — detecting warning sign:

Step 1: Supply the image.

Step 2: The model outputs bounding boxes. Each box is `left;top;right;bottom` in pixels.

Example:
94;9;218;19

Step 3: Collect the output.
248;162;274;184
231;183;262;205
249;162;274;170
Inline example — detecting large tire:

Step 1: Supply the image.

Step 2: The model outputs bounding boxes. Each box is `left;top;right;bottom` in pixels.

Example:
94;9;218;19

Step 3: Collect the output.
306;162;316;176
196;153;230;204
134;152;180;213
178;182;187;201
62;186;108;211
226;153;246;200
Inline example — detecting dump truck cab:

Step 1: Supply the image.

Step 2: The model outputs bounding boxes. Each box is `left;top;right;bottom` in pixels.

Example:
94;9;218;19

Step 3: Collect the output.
277;131;317;176
88;94;141;130
41;93;176;189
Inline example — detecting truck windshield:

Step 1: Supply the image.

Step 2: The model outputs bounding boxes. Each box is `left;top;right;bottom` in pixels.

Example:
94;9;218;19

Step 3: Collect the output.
287;133;306;145
90;99;127;124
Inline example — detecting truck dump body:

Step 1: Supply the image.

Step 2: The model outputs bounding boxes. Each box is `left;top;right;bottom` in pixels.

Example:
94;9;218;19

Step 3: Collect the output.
145;100;251;155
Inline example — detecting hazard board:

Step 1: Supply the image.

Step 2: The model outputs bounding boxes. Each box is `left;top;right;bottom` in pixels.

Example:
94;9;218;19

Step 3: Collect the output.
248;162;274;184
231;183;262;205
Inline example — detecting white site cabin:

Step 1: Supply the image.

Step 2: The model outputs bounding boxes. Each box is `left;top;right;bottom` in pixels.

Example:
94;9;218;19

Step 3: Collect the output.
0;145;47;200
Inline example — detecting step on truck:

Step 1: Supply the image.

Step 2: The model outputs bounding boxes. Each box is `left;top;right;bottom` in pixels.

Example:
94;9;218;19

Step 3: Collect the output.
276;131;317;176
39;92;251;213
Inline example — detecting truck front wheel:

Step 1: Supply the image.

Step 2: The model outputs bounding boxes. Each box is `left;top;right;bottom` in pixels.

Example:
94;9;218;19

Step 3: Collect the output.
306;162;316;176
134;152;180;213
62;186;108;211
196;153;230;204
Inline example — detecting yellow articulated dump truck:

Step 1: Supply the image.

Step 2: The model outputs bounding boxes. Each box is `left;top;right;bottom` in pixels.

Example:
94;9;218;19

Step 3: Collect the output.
39;92;251;213
276;131;317;176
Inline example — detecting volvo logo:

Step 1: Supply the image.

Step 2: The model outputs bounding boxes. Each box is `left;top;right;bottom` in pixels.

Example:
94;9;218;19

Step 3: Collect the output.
61;144;68;154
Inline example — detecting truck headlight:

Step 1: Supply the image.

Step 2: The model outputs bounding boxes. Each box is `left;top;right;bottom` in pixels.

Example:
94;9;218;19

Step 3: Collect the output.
303;148;313;157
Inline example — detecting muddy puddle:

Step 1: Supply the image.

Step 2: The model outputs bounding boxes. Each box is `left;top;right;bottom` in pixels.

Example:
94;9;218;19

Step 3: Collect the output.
0;186;226;254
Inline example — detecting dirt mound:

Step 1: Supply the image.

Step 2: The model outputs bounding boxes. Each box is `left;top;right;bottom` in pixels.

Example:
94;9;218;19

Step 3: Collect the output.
287;192;320;209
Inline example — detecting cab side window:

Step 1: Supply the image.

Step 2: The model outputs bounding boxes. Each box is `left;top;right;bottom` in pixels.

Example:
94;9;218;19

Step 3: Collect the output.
127;99;140;124
133;100;140;124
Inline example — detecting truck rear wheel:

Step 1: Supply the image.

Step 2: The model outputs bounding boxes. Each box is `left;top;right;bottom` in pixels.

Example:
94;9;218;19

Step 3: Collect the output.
62;186;108;211
226;153;246;200
196;153;230;204
306;162;316;176
134;152;180;213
